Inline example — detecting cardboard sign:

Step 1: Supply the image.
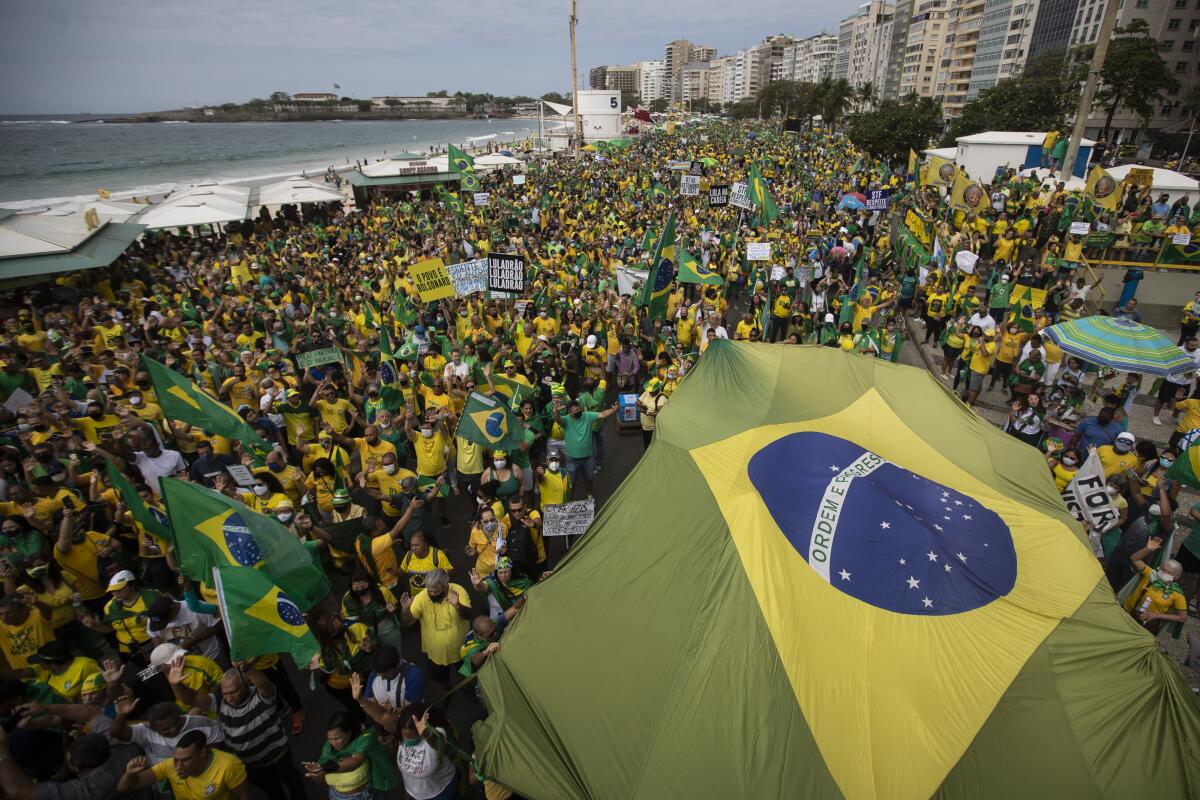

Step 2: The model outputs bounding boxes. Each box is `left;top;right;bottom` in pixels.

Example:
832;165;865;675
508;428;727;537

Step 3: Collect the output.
729;182;752;210
542;498;596;538
473;192;490;206
295;347;342;370
512;174;526;185
707;184;730;207
747;242;772;261
865;189;891;211
679;174;701;196
226;464;258;488
1173;233;1192;246
770;265;786;281
1126;167;1153;187
1060;450;1118;554
1069;221;1091;235
3;387;33;413
487;253;526;293
446;259;489;296
410;257;456;302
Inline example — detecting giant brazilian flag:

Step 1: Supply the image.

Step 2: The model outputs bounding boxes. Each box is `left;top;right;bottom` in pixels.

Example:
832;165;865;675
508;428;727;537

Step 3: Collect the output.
474;342;1200;799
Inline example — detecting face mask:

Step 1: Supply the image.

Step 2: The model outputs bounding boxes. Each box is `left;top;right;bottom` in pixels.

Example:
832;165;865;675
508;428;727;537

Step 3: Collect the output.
1149;504;1162;517
421;428;433;439
1061;458;1078;468
494;459;507;469
268;462;284;473
277;512;293;523
1114;443;1131;454
384;464;397;475
1160;458;1175;469
429;592;446;603
548;461;560;472
483;520;496;532
252;485;268;496
319;438;332;448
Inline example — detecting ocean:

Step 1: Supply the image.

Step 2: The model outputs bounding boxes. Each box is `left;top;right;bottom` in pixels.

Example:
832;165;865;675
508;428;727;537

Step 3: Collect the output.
0;115;569;210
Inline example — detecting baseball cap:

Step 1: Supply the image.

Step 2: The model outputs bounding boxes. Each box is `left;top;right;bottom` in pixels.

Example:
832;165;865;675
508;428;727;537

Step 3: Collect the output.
107;570;136;592
27;640;74;665
149;643;187;668
1115;432;1136;444
332;488;352;506
80;673;106;694
146;596;175;628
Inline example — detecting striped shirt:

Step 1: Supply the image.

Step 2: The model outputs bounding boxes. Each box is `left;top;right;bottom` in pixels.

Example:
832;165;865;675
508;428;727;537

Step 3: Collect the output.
216;685;288;767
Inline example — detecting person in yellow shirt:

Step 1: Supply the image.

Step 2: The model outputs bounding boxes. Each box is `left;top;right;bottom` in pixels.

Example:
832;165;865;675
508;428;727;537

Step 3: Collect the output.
332;424;397;479
990;322;1024;392
404;409;452;526
1096;433;1141;478
1169;386;1200;449
536;455;571;510
0;592;54;670
965;329;997;407
364;452;417;522
398;530;454;595
398;569;472;686
120;730;251;799
28;640;100;702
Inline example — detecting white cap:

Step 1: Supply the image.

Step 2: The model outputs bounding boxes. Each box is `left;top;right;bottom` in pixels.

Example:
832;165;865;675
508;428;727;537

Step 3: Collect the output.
586;334;598;348
1115;432;1136;444
824;313;835;323
149;643;187;667
106;570;136;592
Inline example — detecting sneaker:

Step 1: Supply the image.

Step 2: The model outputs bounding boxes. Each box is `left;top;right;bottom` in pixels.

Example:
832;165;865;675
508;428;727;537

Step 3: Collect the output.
291;711;305;735
1152;416;1163;426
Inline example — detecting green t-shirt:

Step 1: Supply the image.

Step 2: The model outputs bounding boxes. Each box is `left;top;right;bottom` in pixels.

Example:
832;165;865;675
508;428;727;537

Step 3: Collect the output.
561;411;599;459
989;283;1012;309
509;428;537;470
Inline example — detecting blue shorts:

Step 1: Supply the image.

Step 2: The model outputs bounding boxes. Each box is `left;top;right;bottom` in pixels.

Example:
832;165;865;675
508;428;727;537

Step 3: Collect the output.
565;452;595;483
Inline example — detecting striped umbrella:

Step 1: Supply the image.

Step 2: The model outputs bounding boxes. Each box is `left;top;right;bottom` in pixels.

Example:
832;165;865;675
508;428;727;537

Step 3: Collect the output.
1042;315;1197;378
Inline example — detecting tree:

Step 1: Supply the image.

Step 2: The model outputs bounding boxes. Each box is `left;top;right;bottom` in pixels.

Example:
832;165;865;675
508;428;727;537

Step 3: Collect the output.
542;91;569;105
816;77;853;127
856;82;876;112
1092;20;1180;140
383;98;401;108
650;98;669;113
619;90;642;111
758;80;804;119
427;90;450;97
942;52;1082;145
847;93;942;165
269;91;291;103
727;97;760;120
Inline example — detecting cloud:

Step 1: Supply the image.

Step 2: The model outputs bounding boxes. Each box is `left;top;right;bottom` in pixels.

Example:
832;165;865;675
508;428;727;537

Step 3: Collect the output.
0;0;844;113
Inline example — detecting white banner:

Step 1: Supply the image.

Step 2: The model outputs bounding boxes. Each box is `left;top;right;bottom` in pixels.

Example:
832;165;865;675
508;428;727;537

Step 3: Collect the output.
512;174;526;185
473;192;490;206
446;259;489;296
616;266;649;297
954;250;978;274
1060;450;1118;550
543;499;595;537
747;242;772;261
679;174;701;196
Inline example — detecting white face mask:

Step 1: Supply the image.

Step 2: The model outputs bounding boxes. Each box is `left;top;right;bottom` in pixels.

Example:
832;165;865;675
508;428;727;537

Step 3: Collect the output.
547;461;560;472
1149;504;1162;517
384;464;397;475
129;396;143;406
277;512;293;523
494;459;507;469
421;428;433;439
252;484;268;496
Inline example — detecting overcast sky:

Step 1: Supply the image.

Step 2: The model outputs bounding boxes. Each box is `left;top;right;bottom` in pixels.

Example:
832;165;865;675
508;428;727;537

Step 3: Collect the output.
1;0;845;114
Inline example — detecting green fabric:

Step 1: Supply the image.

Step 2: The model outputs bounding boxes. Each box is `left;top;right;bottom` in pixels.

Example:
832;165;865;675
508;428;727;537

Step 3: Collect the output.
320;730;401;791
456;392;528;451
160;477;330;611
106;459;171;542
212;564;319;665
560;411;598;459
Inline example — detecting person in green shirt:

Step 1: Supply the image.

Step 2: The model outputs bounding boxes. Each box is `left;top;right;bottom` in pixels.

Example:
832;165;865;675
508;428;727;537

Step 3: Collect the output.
552;397;617;499
575;377;608;472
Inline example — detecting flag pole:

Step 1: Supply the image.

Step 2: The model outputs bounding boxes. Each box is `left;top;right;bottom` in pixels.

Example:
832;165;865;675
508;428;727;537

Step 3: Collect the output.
568;0;582;160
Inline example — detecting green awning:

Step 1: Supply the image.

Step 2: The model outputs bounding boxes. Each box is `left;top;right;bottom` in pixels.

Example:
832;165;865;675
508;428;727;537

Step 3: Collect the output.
0;222;145;281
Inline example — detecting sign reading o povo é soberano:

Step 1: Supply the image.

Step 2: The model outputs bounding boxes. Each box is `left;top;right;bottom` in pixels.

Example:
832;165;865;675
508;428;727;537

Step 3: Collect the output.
729;181;752;210
487;253;526;293
679;174;701;196
707;184;730;207
542;498;596;537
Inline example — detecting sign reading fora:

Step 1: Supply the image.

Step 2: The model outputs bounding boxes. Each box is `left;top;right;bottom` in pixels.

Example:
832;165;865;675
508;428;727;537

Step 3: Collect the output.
707;184;730;207
487;253;525;293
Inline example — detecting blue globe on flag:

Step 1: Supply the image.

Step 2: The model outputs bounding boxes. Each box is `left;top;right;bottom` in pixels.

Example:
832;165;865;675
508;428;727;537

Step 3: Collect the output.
484;410;506;439
276;593;305;626
223;513;265;567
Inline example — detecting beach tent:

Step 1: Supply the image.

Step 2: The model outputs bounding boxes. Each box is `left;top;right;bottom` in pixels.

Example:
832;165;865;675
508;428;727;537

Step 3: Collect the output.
1107;165;1199;205
0;209;144;283
473;342;1200;800
472;154;523;169
955;131;1094;181
360;154;451;178
39;200;146;223
136;187;250;229
254;177;345;206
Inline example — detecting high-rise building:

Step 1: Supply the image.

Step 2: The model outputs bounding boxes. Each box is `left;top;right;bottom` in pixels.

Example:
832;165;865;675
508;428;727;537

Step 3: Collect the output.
967;0;1041;100
834;2;896;89
781;34;839;84
604;64;640;98
732;47;763;101
664;39;716;103
897;0;953;100
883;0;915;99
941;0;987;118
707;56;736;105
1027;0;1079;58
638;60;667;102
588;66;609;91
1066;0;1200;142
681;61;711;103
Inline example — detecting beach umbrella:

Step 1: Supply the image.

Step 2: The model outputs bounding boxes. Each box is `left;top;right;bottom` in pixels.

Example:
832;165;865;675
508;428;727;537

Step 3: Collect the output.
1042;316;1197;378
837;194;866;211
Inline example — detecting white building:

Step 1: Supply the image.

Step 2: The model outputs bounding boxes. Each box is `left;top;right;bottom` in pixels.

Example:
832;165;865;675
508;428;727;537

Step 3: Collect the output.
706;56;736;105
896;0;953;100
370;96;466;110
638;60;666;102
966;0;1041;100
731;47;762;101
834;1;896;89
781;33;839;83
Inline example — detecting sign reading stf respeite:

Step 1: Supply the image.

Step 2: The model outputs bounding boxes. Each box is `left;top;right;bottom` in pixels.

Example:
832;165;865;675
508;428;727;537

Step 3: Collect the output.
729;182;751;210
866;189;891;211
487;253;525;293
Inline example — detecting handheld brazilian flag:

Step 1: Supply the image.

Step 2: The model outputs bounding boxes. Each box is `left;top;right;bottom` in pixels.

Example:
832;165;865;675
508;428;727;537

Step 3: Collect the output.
105;459;171;543
460;172;481;192
1008;283;1046;332
449;143;475;174
378;325;398;385
1166;428;1200;489
637;212;676;320
907;149;918;180
141;357;271;462
212;565;319;665
474;343;1200;800
676;247;723;286
1085;165;1122;213
640;226;658;253
456;391;527;450
486;370;538;409
160;478;329;611
748;163;779;225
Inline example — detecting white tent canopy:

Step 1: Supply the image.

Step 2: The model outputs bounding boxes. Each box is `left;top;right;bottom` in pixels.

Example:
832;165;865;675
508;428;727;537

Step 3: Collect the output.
0;213;101;258
1107;165;1199;203
361;155;449;178
255;177;345;206
39;200;146;223
136;186;250;229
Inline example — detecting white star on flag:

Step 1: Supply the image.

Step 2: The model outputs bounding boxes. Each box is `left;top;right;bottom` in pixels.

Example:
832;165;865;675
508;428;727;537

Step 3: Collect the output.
962;514;973;520
922;597;933;608
927;551;938;562
879;521;890;529
906;576;920;589
944;563;952;572
954;500;963;506
829;465;839;471
899;558;907;565
839;569;851;581
933;524;943;531
957;552;968;562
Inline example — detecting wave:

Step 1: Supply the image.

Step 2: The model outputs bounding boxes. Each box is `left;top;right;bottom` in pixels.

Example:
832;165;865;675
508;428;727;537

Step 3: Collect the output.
466;134;497;141
160;120;190;124
1;119;71;124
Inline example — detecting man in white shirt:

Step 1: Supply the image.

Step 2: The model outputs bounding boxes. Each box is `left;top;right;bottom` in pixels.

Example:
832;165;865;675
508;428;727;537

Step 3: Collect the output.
128;430;188;497
145;596;225;665
443;349;470;382
109;698;222;765
968;308;996;332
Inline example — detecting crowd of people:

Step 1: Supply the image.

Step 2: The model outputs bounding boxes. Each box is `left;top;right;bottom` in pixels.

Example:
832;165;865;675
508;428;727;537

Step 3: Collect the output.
0;119;1196;800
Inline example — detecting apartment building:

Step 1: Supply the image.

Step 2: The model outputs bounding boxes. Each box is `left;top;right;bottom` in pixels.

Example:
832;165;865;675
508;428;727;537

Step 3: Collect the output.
834;2;897;89
967;0;1040;100
942;0;987;117
639;60;667;102
897;0;953;99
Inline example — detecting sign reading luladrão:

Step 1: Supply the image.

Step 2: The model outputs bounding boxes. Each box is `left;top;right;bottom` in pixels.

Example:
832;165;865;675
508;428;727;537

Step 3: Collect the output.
487;253;525;293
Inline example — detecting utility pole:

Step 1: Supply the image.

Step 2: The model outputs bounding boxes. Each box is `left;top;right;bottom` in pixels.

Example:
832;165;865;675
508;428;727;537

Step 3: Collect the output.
569;0;582;159
1061;0;1121;179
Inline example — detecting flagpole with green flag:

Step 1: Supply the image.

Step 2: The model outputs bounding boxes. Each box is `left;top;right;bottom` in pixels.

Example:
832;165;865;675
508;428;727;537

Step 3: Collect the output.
212;565;320;665
638;212;677;320
104;458;172;543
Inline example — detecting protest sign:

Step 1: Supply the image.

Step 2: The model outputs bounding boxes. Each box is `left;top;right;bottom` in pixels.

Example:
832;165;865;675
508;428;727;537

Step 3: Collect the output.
1126;168;1153;187
616;266;648;297
955;250;978;274
2;388;33;413
1173;233;1192;246
688;160;705;176
708;184;730;207
446;259;489;296
473;192;490;206
679;174;700;196
1060;451;1118;555
747;242;772;261
512;174;526;185
729;182;751;210
296;347;342;370
866;189;891;211
1069;221;1091;236
410;257;456;302
770;265;786;281
488;253;526;293
225;464;258;488
543;499;596;537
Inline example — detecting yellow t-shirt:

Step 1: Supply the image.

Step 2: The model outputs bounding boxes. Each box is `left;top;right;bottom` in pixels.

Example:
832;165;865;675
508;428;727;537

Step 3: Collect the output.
36;656;100;702
1133;566;1187;615
456;436;485;475
399;547;455;595
1175;398;1200;433
367;466;416;517
152;749;247;800
538;470;570;509
408;584;472;666
71;414;121;444
353;438;398;473
409;430;450;477
174;655;223;711
313;398;356;434
969;341;996;374
0;611;53;669
1096;446;1139;478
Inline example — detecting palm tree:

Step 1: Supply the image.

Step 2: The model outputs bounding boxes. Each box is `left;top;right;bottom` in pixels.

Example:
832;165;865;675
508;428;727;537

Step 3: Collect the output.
856;82;876;112
817;77;853;128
